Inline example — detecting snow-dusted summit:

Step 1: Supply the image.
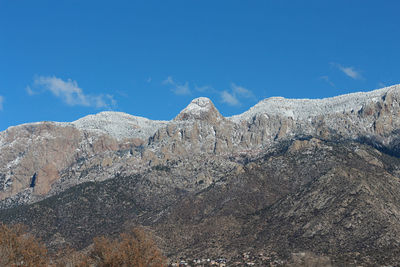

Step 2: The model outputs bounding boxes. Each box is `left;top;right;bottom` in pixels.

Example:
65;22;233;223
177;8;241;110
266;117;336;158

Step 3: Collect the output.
71;111;167;140
174;97;223;122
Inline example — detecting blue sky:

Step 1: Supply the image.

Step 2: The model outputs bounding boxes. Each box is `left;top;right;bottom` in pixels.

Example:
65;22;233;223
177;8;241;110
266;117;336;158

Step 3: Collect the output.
1;1;399;131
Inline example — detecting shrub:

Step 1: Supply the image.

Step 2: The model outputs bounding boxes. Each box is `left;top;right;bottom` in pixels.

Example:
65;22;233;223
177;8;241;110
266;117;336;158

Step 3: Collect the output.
83;227;167;267
0;223;48;266
0;223;166;267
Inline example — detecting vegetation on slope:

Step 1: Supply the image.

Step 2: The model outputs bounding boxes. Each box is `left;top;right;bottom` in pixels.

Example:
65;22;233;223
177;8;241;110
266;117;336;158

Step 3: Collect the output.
0;223;166;267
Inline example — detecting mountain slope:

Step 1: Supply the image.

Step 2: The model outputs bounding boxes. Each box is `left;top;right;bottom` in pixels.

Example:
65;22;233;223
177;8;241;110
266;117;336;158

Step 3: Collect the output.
2;84;400;265
1;138;400;265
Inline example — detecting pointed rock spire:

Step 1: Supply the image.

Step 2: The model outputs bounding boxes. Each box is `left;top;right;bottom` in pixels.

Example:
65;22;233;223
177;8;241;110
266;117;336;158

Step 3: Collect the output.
174;97;224;122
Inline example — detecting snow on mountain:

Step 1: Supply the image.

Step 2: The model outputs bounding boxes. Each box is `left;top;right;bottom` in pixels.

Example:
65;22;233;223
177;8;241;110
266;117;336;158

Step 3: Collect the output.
71;111;168;140
229;84;398;122
174;97;223;121
178;97;215;116
2;84;400;208
3;85;398;142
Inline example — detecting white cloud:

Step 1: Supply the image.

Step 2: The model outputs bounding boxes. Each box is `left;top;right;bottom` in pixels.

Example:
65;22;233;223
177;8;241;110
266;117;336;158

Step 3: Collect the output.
116;90;129;98
162;77;254;106
378;82;386;88
163;76;191;95
231;83;254;98
162;76;174;85
26;86;37;95
173;82;191;95
220;83;255;106
195;85;214;93
32;76;116;109
340;66;361;79
0;96;4;111
221;90;239;106
320;76;336;88
333;63;363;80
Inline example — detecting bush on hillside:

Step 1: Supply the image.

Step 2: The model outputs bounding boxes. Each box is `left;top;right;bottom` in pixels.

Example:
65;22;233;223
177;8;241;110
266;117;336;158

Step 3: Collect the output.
86;227;166;267
0;223;166;267
0;223;48;266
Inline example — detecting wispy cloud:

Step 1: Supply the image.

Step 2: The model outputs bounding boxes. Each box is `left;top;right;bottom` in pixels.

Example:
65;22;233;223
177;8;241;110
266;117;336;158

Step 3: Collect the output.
0;96;4;111
221;91;239;106
195;85;214;93
320;75;336;88
26;86;37;95
231;83;254;99
116;90;129;98
173;82;190;95
378;82;386;88
163;76;191;95
332;63;363;80
162;76;255;107
220;83;255;106
162;76;174;85
30;76;116;108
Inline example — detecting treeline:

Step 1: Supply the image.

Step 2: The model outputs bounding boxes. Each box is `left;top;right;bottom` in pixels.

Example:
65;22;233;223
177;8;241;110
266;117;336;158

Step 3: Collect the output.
0;223;167;267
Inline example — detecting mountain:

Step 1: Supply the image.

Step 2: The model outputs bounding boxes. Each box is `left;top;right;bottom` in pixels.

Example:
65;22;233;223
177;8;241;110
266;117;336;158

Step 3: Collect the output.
2;84;400;265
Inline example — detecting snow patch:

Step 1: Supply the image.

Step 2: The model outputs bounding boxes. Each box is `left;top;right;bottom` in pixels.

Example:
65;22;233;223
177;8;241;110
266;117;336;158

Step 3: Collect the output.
181;97;214;116
72;111;168;140
6;156;22;169
1;85;400;140
229;85;399;122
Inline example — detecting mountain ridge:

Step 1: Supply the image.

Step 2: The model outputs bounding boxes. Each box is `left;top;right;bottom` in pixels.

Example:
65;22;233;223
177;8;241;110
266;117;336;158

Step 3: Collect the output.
2;84;400;265
2;84;398;140
2;84;400;206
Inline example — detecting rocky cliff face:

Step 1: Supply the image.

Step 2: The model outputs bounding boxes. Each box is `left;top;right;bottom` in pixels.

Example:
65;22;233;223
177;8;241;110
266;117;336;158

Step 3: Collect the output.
2;84;400;265
2;84;400;206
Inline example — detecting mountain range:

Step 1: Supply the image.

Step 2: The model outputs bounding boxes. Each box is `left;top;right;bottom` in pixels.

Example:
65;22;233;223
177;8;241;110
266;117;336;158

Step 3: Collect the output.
2;84;400;265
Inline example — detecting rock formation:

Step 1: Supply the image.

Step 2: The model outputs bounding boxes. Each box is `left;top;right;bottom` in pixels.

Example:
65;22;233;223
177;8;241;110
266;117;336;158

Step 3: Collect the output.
2;84;400;265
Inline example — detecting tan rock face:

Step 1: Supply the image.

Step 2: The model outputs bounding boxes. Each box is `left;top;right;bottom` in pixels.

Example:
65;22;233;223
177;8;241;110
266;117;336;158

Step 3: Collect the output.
101;158;113;168
276;117;294;140
92;136;119;154
288;138;323;153
0;123;82;199
355;148;384;168
34;163;60;195
2;85;400;206
0;122;130;201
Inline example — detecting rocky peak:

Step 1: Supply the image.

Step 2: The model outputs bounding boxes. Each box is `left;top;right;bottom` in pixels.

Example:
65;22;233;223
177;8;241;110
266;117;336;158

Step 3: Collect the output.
174;97;224;123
